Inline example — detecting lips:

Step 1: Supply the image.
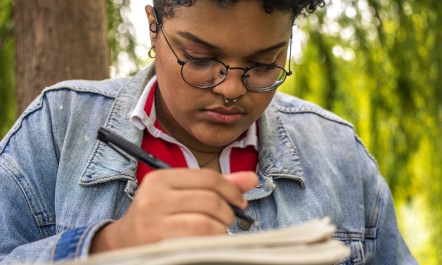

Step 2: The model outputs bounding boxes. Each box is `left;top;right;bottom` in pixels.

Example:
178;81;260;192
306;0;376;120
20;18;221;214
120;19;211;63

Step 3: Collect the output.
204;107;245;124
208;107;244;115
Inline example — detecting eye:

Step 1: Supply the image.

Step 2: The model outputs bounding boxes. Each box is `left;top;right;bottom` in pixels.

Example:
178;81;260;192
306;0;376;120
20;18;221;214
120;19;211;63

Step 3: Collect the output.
249;61;280;72
188;58;217;68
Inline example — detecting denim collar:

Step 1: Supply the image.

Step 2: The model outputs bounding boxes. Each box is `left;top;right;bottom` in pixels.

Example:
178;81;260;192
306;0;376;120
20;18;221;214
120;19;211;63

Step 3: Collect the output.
79;66;154;190
258;102;305;187
243;98;306;201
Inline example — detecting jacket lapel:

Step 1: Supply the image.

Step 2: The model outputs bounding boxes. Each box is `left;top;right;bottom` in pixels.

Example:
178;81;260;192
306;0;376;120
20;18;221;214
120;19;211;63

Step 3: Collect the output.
80;66;155;187
244;93;306;201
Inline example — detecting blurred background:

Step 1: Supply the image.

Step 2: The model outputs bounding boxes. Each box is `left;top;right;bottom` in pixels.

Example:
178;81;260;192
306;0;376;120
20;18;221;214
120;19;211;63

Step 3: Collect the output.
0;0;440;263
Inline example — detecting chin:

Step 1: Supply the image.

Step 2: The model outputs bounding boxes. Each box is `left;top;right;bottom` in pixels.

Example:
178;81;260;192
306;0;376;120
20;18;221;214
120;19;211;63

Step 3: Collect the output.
198;134;237;148
192;125;246;148
202;139;232;148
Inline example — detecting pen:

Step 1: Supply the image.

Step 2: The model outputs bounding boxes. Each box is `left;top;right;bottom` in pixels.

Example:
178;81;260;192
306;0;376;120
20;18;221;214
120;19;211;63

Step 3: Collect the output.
97;127;255;227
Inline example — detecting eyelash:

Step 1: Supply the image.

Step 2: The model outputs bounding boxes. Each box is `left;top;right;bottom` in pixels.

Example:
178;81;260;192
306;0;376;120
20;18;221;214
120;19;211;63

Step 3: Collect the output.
250;61;279;68
182;50;279;67
183;50;214;60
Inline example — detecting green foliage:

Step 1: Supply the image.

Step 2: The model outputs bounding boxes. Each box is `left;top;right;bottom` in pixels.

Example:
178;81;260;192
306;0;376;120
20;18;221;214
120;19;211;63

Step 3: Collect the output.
0;0;15;137
280;0;442;263
106;0;141;76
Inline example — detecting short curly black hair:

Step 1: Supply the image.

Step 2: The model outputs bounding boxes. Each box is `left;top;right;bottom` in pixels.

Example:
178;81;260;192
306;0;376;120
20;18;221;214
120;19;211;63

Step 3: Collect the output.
153;0;325;24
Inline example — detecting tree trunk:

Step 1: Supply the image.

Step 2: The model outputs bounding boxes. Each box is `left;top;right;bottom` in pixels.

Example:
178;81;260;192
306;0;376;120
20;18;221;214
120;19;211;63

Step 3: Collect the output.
13;0;109;114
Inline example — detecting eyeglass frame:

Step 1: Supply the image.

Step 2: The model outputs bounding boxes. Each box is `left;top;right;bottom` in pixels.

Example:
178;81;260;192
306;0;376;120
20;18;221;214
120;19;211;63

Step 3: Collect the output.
152;9;293;93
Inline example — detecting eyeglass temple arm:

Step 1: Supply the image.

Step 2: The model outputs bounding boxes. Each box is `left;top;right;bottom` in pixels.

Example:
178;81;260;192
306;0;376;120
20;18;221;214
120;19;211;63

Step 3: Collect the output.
153;8;186;66
286;31;293;76
152;7;161;26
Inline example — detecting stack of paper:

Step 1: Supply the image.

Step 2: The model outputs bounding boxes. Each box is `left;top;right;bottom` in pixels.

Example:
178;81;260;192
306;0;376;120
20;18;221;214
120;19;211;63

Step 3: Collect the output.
67;218;350;265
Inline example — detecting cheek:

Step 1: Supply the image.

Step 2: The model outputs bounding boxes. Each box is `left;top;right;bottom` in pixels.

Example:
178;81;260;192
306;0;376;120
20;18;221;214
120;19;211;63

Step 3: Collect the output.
154;43;185;89
250;91;276;116
155;59;196;118
155;66;191;112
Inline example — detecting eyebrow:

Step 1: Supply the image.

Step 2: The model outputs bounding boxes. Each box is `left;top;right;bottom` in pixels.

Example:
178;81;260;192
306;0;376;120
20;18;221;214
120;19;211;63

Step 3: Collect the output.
176;31;288;54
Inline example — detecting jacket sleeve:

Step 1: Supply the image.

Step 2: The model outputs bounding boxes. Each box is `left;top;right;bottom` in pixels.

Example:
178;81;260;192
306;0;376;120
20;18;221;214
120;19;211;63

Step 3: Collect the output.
369;179;418;265
355;139;418;265
0;170;111;263
0;93;111;264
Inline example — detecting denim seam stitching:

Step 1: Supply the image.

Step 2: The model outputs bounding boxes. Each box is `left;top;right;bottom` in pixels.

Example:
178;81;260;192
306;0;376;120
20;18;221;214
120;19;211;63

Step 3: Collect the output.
51;232;63;261
370;180;386;261
277;104;380;169
274;111;306;186
78;84;124;185
0;88;117;155
43;83;120;99
79;172;133;186
0;96;44;155
75;224;93;258
276;106;353;128
276;112;306;179
0;158;52;238
354;134;380;168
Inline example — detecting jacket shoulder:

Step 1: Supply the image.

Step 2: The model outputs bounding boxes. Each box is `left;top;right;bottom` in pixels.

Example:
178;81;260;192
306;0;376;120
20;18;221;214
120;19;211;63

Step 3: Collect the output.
271;92;353;128
269;92;378;166
0;77;130;153
43;77;131;98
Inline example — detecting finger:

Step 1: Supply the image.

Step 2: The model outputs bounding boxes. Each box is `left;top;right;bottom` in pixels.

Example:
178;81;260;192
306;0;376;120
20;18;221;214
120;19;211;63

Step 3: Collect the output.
224;171;258;193
167;189;235;226
142;168;246;209
161;213;228;238
114;212;228;247
130;213;228;244
135;189;235;226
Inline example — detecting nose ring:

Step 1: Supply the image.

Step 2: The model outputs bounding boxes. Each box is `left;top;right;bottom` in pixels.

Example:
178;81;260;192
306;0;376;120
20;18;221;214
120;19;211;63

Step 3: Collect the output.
224;97;237;104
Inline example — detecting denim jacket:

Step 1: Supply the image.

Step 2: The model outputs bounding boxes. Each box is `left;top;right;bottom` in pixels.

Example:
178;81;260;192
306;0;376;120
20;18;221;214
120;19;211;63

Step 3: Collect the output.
0;65;416;264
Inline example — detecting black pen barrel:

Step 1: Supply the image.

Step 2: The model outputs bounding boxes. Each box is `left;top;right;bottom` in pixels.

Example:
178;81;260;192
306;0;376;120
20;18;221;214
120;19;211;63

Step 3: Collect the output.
98;127;171;169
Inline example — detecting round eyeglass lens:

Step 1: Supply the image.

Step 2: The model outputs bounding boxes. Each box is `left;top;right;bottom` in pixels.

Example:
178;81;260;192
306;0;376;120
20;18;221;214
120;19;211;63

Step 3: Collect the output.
244;66;286;91
181;59;227;88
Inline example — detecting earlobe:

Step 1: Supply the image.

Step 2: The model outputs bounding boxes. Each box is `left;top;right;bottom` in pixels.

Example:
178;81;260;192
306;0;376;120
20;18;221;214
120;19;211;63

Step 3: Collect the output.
149;22;158;47
149;22;158;34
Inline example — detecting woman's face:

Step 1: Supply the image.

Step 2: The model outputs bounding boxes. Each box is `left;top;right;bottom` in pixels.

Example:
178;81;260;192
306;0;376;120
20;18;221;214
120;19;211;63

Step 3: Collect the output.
146;1;293;149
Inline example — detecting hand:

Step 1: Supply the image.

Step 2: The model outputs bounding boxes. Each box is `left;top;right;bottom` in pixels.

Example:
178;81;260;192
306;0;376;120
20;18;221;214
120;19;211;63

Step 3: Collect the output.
90;169;257;253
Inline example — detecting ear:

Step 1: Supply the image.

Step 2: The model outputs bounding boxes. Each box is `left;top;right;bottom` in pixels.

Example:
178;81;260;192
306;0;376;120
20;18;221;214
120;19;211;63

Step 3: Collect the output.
145;5;158;46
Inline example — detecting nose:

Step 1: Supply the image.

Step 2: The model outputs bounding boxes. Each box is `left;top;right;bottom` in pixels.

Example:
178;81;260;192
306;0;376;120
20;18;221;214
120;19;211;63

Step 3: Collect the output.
211;67;247;100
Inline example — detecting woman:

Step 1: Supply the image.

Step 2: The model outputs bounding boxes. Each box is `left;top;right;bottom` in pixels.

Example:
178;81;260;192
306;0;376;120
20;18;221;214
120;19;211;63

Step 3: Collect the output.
0;0;416;264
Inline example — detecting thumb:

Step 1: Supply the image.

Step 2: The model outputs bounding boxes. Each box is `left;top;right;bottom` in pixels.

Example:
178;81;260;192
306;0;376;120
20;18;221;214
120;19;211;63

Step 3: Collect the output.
224;171;258;193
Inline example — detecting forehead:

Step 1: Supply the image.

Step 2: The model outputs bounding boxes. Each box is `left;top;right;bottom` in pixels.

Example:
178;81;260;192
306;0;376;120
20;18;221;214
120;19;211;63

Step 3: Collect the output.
162;1;293;55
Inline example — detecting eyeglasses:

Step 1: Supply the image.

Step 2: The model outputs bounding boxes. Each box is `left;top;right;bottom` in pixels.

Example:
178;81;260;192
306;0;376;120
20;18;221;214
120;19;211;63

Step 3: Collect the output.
158;26;293;93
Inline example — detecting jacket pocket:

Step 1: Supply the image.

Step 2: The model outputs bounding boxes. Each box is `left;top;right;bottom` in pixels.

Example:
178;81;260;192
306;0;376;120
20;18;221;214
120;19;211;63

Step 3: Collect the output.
333;229;369;265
